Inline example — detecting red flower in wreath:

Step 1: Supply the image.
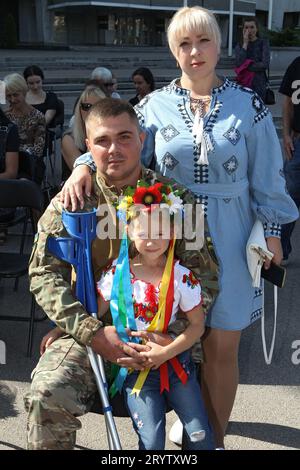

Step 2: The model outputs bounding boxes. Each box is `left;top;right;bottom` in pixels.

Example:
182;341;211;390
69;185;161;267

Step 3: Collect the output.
133;183;163;210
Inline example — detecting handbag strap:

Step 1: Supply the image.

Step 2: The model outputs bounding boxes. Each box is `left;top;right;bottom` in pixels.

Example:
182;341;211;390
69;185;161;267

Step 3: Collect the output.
261;281;278;365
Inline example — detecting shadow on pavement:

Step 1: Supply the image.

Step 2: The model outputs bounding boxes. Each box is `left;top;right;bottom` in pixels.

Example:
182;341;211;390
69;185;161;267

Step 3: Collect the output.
227;421;300;449
0;382;18;419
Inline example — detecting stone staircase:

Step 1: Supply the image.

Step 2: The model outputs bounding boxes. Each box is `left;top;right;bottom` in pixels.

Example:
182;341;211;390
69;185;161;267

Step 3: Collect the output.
0;47;283;130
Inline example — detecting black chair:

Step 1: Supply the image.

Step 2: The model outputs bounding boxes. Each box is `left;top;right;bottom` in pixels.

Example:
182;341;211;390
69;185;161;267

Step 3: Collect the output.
18;150;45;185
45;98;65;177
0;179;46;356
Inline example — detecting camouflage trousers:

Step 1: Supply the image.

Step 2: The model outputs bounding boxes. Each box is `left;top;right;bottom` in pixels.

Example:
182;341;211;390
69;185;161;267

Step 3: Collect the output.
24;336;97;450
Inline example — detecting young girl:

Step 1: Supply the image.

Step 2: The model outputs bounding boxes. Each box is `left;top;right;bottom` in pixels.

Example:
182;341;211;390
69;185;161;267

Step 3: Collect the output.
40;183;215;450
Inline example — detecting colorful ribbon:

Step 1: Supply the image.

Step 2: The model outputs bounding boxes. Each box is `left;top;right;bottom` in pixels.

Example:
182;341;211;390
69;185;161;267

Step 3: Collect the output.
109;232;137;397
130;239;188;396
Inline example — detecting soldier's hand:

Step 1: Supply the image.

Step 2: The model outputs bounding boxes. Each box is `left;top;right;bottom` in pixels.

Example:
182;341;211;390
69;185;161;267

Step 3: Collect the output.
90;326;148;370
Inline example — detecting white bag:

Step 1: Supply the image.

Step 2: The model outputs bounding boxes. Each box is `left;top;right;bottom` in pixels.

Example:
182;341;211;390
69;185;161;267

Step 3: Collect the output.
246;219;274;287
246;219;278;365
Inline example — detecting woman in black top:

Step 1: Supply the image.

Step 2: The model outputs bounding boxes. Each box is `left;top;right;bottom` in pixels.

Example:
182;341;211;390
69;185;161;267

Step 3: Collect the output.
0;107;19;240
24;65;59;128
129;67;155;106
0;107;19;179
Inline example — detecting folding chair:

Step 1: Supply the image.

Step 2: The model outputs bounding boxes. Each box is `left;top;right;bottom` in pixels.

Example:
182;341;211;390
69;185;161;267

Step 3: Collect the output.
0;179;46;356
18;150;45;186
45;98;65;179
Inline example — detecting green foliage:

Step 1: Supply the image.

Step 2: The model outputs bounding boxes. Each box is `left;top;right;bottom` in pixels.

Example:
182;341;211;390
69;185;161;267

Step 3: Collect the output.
3;14;18;48
266;27;300;47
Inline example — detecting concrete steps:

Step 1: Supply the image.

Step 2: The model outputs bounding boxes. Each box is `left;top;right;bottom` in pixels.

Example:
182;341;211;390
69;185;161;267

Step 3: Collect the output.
0;47;283;134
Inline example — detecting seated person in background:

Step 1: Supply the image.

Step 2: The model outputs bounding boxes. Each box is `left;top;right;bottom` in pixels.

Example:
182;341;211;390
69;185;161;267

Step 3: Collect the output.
23;65;59;128
129;67;155;106
4;73;46;160
0;106;19;243
111;73;121;99
61;84;106;179
68;79;108;129
90;67;114;97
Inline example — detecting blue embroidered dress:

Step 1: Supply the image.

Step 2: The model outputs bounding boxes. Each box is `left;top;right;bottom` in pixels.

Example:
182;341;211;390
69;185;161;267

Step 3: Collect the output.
75;77;298;330
134;78;298;330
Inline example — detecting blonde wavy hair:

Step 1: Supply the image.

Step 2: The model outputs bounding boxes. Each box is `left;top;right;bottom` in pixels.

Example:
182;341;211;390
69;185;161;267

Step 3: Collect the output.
4;73;28;96
73;85;106;151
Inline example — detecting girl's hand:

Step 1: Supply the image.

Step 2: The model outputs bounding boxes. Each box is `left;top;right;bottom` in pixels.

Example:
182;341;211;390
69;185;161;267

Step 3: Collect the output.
265;237;283;268
40;327;63;355
140;341;168;370
129;330;173;346
60;165;92;211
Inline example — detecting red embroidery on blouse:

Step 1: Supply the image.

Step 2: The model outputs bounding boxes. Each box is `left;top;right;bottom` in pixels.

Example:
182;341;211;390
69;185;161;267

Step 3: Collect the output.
182;271;199;289
134;283;159;323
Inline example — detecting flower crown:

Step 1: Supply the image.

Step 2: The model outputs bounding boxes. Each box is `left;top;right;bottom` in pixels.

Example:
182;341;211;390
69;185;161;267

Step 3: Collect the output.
117;180;184;221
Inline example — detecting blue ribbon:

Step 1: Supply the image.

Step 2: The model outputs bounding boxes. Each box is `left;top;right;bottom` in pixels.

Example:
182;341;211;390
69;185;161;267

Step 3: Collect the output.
110;232;137;395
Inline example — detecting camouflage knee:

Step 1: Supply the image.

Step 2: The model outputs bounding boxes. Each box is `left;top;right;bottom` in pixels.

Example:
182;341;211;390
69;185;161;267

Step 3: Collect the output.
25;336;96;450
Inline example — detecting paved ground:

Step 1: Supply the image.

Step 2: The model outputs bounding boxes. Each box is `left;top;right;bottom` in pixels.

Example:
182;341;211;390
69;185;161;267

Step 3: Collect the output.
0;48;299;451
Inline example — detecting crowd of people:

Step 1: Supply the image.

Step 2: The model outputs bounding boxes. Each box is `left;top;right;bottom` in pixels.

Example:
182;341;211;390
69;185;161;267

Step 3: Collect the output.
0;5;299;451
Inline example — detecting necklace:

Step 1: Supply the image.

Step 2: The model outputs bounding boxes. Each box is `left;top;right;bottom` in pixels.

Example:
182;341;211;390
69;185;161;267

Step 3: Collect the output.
190;96;211;116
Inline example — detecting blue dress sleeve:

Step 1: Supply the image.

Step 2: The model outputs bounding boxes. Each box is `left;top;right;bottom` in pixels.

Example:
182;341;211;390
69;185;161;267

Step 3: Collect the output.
134;101;156;168
246;103;298;238
73;151;96;172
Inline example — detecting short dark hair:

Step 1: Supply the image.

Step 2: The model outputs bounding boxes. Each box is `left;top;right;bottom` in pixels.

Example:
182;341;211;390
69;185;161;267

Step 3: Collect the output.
85;97;139;129
23;65;44;81
132;67;155;91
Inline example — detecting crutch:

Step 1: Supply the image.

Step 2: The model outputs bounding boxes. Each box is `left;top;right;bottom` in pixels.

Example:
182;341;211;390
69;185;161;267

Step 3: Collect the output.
47;208;122;450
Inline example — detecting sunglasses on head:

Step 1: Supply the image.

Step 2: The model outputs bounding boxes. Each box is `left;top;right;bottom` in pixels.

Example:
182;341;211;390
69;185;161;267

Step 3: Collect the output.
80;102;93;111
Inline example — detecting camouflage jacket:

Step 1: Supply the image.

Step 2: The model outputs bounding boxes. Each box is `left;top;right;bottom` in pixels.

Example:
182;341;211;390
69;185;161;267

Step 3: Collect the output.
29;166;219;351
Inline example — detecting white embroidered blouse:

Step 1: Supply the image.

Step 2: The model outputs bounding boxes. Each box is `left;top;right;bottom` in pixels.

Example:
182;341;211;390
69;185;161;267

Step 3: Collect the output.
97;260;202;331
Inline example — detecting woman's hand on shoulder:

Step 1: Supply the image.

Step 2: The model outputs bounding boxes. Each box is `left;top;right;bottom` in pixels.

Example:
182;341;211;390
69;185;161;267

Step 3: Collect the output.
60;164;92;211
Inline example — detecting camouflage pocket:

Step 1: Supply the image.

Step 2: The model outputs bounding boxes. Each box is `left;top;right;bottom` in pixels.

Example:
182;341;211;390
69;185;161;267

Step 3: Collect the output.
32;337;75;378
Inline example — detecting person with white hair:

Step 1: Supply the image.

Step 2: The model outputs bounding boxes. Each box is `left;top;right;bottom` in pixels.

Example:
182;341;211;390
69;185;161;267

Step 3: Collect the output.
90;67;115;97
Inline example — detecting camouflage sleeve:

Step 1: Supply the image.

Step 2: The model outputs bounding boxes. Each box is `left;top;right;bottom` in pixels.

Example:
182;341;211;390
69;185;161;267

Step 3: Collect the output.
29;195;102;346
174;190;219;316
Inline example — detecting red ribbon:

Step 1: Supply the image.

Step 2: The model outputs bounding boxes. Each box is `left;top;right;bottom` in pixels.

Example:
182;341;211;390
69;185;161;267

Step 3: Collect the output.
159;241;188;393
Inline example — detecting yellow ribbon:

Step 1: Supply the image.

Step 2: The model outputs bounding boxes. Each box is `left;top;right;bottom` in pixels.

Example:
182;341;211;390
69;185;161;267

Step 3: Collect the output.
130;239;176;396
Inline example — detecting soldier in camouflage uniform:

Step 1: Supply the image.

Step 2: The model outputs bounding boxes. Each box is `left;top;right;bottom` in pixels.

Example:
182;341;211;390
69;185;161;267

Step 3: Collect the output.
25;98;218;450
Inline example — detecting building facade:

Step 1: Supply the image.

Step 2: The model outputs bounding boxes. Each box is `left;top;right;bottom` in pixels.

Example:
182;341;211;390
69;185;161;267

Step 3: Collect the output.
2;1;300;51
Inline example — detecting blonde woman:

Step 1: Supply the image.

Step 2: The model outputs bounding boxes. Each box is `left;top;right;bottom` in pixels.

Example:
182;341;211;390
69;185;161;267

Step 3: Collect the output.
60;7;298;448
61;84;106;177
4;73;45;158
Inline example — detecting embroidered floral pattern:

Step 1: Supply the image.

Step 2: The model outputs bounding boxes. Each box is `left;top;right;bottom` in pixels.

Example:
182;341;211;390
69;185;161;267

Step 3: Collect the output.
182;271;199;289
161;152;179;170
223;127;241;145
134;283;159;323
160;124;180;142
